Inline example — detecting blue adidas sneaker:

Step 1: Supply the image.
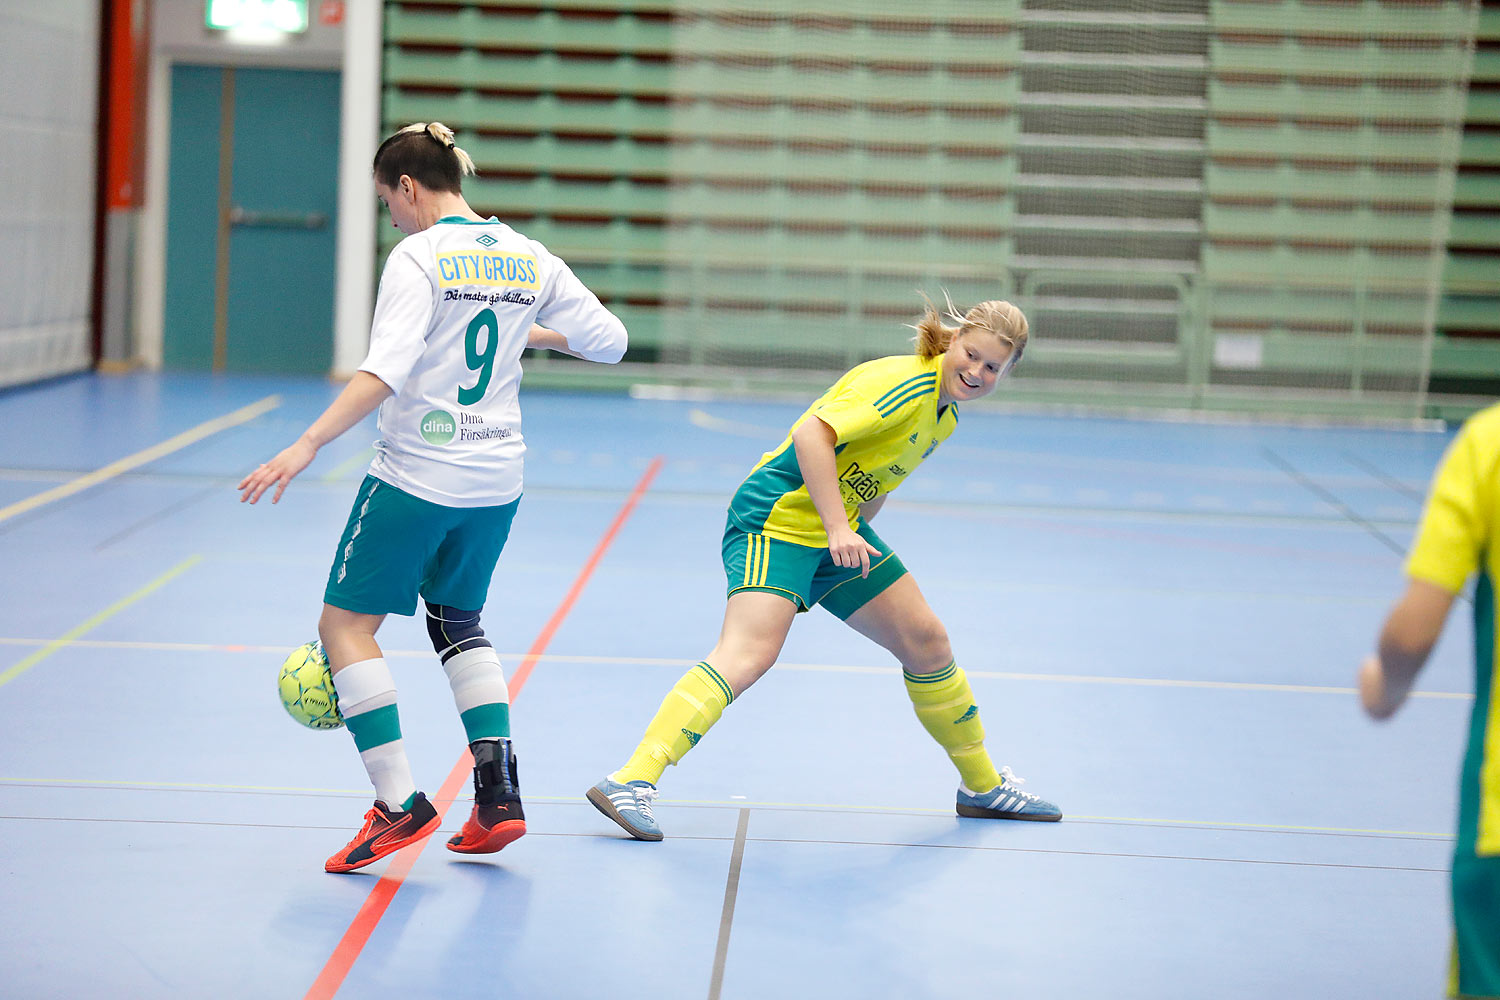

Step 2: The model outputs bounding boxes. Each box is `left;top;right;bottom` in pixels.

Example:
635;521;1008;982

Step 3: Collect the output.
587;777;664;841
956;767;1062;822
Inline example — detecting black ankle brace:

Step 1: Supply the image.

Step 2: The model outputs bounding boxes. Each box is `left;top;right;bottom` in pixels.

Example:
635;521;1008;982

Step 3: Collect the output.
471;738;519;805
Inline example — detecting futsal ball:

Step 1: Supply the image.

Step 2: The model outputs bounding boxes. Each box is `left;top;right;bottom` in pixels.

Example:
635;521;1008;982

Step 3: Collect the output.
277;640;344;730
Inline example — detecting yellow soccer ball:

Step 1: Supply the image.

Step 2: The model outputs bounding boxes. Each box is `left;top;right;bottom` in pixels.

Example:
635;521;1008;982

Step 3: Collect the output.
277;640;344;730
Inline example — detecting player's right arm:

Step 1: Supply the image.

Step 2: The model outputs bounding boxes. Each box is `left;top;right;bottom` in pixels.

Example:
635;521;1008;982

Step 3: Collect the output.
238;371;394;504
791;415;881;577
1360;579;1455;718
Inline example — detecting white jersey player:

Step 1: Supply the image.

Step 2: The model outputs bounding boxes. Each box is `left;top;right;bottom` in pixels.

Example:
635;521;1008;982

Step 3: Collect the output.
239;121;625;872
364;210;624;506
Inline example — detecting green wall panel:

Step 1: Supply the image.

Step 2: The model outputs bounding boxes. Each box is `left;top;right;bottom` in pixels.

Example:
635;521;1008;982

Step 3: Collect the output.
384;0;1496;415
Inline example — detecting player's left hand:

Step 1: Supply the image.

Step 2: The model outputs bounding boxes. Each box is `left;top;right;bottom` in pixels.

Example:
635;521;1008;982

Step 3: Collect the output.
826;523;882;578
238;439;317;504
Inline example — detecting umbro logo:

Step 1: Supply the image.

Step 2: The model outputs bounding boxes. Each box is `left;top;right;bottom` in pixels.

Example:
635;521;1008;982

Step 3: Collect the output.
908;432;918;444
681;728;702;746
888;463;908;477
475;233;498;247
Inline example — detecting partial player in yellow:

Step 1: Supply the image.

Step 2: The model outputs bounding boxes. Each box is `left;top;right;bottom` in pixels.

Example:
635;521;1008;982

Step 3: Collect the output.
1360;403;1500;999
587;295;1061;840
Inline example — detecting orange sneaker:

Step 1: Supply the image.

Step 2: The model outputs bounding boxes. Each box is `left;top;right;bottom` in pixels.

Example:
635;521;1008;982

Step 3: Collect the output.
447;798;526;854
325;793;440;873
446;739;526;855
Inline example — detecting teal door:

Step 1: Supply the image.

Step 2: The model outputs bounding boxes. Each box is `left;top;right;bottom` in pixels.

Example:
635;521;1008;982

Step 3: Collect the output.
163;66;339;373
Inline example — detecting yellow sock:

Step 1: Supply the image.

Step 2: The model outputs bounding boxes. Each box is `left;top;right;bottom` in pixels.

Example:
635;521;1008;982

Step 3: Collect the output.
613;662;734;785
904;661;1003;793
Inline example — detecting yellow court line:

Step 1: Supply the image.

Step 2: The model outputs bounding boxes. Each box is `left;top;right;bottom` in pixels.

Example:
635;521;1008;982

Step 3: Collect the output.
967;669;1474;700
320;446;374;483
655;798;1452;839
1062;814;1452;839
0;556;203;690
0;394;281;524
0;638;1473;701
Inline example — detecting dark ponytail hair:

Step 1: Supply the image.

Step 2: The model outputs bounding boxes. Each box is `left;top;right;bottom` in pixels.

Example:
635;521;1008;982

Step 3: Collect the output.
372;122;476;193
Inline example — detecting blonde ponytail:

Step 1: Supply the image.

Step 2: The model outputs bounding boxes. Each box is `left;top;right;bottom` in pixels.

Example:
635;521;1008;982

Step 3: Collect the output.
911;291;960;360
419;121;476;177
911;292;1029;365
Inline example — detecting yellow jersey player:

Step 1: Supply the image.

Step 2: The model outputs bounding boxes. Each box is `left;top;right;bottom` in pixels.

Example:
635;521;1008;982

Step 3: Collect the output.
1360;403;1500;999
588;296;1061;840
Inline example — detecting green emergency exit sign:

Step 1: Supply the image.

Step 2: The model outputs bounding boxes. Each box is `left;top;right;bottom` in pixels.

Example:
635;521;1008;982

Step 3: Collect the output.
205;0;309;33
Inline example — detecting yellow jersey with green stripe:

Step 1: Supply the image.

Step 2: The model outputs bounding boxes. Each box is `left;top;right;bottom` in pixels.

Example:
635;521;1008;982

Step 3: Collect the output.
727;353;958;547
1406;403;1500;857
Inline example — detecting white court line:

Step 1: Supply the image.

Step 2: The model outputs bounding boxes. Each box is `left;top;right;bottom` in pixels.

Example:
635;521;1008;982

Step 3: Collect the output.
688;408;777;438
0;395;281;524
0;637;1470;700
0;459;1419;531
687;408;1437;489
0;778;1451;840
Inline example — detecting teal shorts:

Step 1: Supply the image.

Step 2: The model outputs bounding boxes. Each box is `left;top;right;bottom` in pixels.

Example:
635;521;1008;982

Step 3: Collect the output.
721;516;907;620
323;475;520;616
1451;852;1500;997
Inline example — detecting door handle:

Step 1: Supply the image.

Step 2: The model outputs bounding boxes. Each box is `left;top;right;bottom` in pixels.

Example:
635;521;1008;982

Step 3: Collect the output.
230;206;328;229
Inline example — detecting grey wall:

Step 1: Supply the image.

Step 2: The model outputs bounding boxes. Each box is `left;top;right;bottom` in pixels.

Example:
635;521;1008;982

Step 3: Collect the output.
153;0;343;68
0;1;102;389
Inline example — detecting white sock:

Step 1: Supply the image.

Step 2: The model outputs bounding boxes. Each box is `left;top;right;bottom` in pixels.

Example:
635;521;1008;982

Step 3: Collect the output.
333;658;417;809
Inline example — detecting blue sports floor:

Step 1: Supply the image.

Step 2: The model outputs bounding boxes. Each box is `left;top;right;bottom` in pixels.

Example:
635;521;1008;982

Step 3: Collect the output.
0;372;1473;998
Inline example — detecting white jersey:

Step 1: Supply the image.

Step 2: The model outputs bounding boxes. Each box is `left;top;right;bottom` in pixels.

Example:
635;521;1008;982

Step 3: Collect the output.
359;216;626;506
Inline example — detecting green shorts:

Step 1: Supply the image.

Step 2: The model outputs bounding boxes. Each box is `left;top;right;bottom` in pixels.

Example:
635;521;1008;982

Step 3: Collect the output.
721;516;907;620
323;475;520;616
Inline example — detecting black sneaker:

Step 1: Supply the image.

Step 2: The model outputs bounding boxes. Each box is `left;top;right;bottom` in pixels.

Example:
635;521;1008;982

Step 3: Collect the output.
447;739;526;854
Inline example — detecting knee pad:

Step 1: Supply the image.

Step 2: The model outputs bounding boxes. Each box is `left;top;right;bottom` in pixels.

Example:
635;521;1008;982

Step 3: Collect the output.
425;602;491;662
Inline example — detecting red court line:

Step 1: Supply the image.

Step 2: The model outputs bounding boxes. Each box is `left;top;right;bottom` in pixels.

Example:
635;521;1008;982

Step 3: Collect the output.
305;457;664;1000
